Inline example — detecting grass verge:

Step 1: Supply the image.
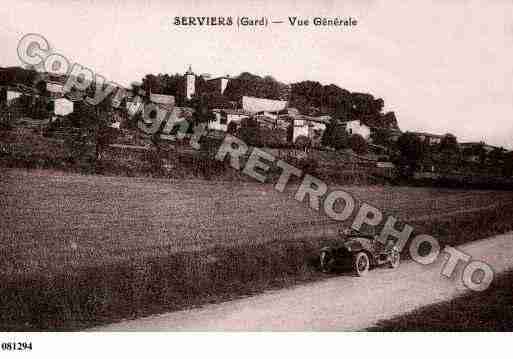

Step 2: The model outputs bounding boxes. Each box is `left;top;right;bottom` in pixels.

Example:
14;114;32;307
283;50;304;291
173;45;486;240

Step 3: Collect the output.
368;269;513;331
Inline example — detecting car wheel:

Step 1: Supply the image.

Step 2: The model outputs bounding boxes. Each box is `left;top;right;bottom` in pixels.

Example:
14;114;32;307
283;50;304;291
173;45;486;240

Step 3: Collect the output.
353;251;370;276
388;248;400;269
320;250;334;273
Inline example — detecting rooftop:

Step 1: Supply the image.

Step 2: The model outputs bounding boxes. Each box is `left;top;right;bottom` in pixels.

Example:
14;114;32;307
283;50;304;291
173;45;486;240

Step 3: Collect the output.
212;108;250;115
242;96;288;113
206;75;230;81
410;131;444;139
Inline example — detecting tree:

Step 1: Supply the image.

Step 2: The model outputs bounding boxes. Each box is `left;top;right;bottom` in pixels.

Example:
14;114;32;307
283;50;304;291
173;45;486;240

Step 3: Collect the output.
463;142;487;166
238;117;261;146
190;92;230;113
397;132;426;175
140;73;186;105
350;134;368;155
321;121;349;150
370;128;394;148
288;81;397;130
65;94;119;170
379;111;399;129
489;147;506;168
351;93;383;118
223;72;285;102
439;133;460;168
0;66;38;87
502;151;513;177
208;92;231;109
477;142;487;166
294;135;311;151
440;133;459;153
0;103;11;130
129;81;143;95
226;121;238;135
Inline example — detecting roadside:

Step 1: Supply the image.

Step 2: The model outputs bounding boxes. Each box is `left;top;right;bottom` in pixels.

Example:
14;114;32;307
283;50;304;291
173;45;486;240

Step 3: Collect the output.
368;268;513;331
94;232;513;331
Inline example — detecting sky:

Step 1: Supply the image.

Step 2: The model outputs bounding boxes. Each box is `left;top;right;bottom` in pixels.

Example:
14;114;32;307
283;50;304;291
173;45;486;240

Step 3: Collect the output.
1;0;513;148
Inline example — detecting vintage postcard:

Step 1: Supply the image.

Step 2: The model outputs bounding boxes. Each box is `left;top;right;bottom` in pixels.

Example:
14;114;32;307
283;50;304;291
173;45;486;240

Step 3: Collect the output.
1;0;512;357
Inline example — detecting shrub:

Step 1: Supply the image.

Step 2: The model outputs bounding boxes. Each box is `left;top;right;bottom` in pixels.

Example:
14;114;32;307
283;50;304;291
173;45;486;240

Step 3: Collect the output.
227;121;238;135
238;118;261;146
294;135;311;150
350;134;368;155
321;122;349;150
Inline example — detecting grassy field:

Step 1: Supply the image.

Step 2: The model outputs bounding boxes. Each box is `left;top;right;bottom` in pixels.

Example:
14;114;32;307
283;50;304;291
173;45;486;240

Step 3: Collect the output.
3;168;513;274
2;168;513;330
369;269;513;331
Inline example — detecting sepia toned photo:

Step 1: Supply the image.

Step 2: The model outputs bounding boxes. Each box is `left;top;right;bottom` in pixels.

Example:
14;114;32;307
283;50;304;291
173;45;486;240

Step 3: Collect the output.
1;0;513;343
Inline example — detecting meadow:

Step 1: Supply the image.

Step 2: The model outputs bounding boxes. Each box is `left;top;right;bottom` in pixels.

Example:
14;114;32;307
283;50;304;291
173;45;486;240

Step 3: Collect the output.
2;168;513;330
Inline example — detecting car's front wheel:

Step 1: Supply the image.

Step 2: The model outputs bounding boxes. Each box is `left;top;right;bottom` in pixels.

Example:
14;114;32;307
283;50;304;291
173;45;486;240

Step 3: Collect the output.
353;251;370;276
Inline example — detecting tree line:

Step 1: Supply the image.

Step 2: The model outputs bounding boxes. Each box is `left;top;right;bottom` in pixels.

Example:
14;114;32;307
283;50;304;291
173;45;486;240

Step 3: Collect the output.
395;132;513;177
138;70;398;130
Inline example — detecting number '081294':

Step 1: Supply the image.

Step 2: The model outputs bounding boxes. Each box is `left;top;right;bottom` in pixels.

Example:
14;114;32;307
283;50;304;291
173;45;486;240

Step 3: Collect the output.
1;342;33;351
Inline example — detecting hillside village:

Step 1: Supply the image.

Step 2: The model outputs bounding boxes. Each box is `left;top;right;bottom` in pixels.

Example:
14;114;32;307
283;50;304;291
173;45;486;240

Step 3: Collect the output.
1;65;513;185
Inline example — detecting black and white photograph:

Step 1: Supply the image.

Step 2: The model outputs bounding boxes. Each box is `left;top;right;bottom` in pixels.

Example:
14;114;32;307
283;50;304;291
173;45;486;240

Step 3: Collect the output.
1;0;513;356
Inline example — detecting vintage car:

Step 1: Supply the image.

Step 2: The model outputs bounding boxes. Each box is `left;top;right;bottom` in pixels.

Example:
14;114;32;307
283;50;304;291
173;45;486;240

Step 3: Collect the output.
319;228;401;276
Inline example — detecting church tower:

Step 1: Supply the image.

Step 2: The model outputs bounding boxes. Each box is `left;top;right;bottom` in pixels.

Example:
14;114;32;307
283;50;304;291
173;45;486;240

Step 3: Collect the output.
185;65;195;100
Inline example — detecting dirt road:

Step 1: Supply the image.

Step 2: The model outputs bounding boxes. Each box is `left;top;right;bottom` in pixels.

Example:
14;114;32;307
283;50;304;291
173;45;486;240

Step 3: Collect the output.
95;232;513;331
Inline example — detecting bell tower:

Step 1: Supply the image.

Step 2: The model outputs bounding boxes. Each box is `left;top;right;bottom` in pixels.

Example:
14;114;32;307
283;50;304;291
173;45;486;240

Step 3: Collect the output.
185;65;195;100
